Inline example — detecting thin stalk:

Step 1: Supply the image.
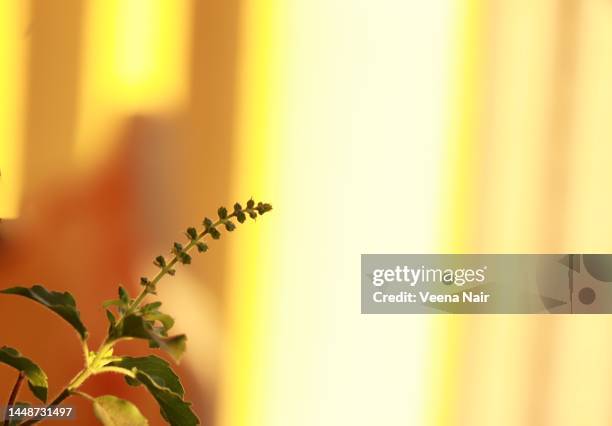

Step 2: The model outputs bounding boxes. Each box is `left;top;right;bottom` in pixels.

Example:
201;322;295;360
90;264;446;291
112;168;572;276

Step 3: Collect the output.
20;389;71;426
96;366;136;378
125;214;236;315
4;372;25;426
72;391;94;402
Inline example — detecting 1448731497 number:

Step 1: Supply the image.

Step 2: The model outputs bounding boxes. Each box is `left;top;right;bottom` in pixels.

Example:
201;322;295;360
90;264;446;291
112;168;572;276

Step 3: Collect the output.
3;405;75;421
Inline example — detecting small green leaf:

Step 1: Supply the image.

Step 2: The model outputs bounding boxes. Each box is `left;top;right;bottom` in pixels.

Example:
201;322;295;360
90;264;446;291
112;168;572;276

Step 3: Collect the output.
256;202;273;214
224;221;236;232
196;242;208;253
153;335;187;363
105;310;117;335
172;242;184;255
125;370;199;426
178;252;191;265
110;356;183;396
112;314;186;363
185;227;198;241
106;310;116;326
246;199;255;209
113;314;150;339
236;211;246;223
141;302;162;313
0;347;48;402
118;287;130;305
154;256;166;268
202;217;213;230
143;312;175;332
0;285;88;339
217;206;228;219
208;228;220;240
102;299;123;309
93;395;148;426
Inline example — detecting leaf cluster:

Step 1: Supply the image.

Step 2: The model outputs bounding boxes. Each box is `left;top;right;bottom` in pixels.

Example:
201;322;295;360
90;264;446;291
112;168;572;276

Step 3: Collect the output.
0;199;272;425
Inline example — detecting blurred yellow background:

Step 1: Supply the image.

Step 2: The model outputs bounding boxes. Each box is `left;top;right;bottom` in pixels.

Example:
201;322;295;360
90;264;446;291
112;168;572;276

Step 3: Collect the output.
1;1;612;425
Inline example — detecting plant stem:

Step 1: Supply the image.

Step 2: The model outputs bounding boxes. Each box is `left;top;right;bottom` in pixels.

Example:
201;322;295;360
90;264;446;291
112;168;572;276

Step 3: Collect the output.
4;372;24;426
20;389;71;426
125;213;238;315
19;346;106;425
97;366;136;378
19;387;74;426
72;391;94;402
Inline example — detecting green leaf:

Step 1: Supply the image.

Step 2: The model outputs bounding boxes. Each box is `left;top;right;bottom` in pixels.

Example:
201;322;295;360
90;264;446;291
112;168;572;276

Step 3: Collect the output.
0;347;48;402
185;227;198;241
114;314;150;339
118;287;130;305
105;311;116;336
151;335;186;363
106;310;117;330
172;242;184;255
0;285;88;339
177;252;191;265
143;312;175;332
256;202;273;214
93;395;148;426
141;302;162;313
109;357;197;425
111;314;186;363
154;256;166;268
102;299;123;309
110;356;183;396
122;369;198;426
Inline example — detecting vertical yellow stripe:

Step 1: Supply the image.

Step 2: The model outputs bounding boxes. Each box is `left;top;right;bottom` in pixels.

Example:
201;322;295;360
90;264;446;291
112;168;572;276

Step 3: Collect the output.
0;3;28;218
440;0;486;252
222;0;284;425
75;0;191;169
430;1;486;425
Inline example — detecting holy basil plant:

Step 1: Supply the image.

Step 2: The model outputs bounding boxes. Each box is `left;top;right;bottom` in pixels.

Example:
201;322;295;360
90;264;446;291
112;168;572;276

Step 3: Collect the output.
0;200;272;425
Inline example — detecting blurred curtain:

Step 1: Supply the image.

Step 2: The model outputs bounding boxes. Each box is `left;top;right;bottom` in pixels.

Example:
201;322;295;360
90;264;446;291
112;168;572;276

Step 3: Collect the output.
438;0;612;425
